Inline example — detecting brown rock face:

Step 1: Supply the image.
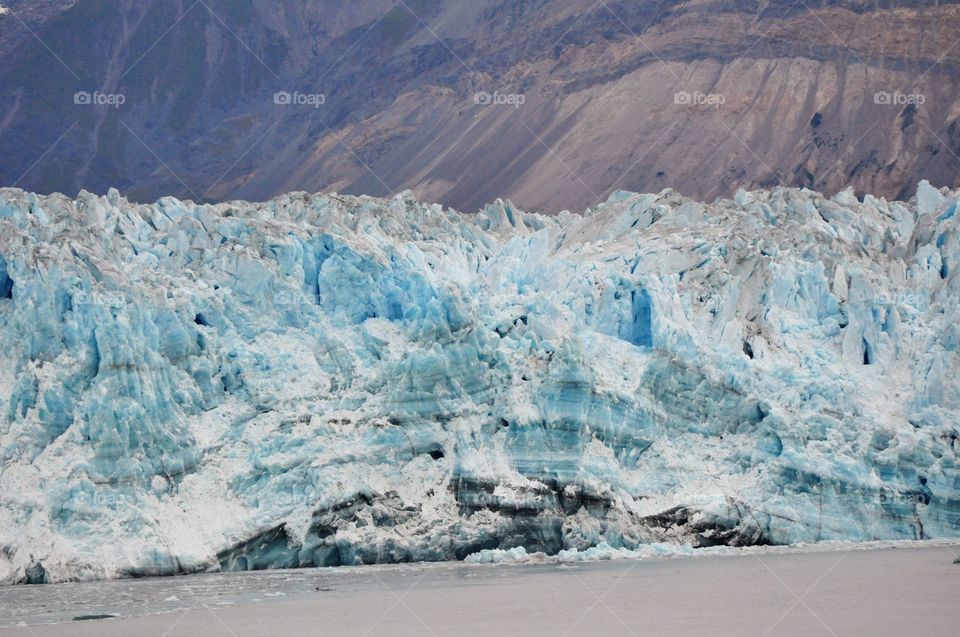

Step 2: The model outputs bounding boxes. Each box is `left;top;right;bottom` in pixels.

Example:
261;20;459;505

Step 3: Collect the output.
0;0;958;212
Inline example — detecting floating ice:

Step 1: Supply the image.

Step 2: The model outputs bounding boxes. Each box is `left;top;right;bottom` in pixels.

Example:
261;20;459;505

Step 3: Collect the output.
0;181;957;583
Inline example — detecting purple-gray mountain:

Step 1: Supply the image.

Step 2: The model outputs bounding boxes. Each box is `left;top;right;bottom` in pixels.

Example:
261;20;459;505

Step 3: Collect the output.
1;0;959;213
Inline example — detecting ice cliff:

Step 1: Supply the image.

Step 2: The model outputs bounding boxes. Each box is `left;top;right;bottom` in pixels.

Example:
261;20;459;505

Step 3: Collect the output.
0;182;958;583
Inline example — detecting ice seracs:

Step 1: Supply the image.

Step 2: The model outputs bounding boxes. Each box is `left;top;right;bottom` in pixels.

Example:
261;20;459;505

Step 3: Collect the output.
0;181;957;583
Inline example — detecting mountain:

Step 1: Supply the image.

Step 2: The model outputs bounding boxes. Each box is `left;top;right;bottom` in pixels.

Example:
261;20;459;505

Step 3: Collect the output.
0;181;957;583
1;0;959;213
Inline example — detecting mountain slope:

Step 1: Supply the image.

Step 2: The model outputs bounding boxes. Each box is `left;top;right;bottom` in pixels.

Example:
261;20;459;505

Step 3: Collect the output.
1;0;959;212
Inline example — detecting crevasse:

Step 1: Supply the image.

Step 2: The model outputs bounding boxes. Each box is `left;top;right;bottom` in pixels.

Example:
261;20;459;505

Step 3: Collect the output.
0;182;957;583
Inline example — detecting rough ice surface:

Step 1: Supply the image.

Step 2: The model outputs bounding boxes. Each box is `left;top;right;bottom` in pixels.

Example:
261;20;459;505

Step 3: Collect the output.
464;542;691;564
0;181;958;584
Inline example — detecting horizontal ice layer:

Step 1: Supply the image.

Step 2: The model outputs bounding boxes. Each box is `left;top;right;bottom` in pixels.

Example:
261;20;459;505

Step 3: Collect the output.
0;181;958;583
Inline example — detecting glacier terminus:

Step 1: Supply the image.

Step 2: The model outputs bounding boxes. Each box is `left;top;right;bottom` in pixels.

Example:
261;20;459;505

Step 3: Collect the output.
0;182;957;584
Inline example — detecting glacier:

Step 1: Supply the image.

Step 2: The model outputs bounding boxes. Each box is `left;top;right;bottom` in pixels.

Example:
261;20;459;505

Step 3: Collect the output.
0;181;957;584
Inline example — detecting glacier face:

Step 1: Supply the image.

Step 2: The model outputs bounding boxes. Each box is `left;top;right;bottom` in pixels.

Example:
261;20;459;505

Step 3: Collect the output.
0;182;957;584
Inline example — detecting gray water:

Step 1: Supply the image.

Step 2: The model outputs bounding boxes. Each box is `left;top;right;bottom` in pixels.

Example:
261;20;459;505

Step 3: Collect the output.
1;543;958;636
